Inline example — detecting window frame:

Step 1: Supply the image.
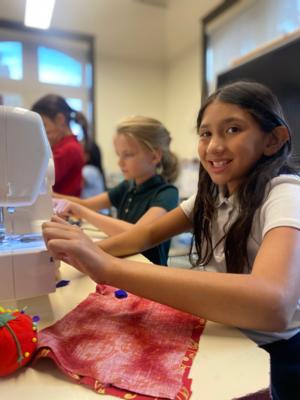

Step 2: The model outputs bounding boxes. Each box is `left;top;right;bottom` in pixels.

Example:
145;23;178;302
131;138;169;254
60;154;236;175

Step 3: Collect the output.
0;18;96;138
200;0;241;101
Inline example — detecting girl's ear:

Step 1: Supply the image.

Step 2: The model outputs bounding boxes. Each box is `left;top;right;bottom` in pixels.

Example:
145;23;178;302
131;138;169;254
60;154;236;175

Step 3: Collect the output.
263;126;290;156
152;148;162;165
54;112;66;128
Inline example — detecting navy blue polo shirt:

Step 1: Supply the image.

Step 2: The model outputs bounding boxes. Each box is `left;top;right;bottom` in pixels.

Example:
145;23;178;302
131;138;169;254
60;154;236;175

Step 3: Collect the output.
108;175;178;265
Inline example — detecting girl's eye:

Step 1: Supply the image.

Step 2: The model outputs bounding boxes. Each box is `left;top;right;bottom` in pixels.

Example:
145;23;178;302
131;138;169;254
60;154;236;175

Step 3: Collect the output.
123;152;134;158
119;153;131;160
199;130;211;138
227;126;240;134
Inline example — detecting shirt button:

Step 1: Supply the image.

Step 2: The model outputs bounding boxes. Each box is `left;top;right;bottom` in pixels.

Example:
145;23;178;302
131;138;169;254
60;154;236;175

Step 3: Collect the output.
125;208;129;213
128;198;132;202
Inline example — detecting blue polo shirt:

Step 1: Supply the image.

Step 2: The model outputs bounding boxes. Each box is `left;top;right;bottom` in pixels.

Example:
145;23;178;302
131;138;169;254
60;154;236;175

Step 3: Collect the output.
108;175;179;265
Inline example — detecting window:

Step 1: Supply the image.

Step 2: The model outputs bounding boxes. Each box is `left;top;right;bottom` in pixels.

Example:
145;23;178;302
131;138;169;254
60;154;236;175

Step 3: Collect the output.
0;41;23;80
66;97;83;111
0;93;22;106
66;97;84;140
0;22;95;138
202;0;300;96
38;46;82;86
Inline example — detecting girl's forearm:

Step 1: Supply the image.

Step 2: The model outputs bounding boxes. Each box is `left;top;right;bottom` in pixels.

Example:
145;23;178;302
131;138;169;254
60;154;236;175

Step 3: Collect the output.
53;192;87;205
105;257;288;332
99;207;192;257
99;224;154;256
80;207;134;236
53;192;111;211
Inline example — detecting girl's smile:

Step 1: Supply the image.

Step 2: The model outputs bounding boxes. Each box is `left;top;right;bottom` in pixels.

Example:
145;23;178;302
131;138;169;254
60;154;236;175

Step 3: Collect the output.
208;159;232;173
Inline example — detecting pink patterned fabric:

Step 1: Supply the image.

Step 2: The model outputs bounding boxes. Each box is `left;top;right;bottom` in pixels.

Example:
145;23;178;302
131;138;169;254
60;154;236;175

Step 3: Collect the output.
35;285;205;399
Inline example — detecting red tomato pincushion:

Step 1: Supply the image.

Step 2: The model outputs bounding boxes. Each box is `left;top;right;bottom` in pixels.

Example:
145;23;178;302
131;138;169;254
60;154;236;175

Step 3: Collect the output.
0;307;38;376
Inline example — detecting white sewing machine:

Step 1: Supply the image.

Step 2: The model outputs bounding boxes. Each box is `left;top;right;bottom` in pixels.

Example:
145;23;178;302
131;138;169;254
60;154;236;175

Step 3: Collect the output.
0;106;57;304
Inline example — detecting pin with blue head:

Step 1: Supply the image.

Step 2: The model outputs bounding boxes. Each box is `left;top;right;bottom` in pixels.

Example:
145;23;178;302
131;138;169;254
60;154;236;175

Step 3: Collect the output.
56;279;70;288
114;289;128;299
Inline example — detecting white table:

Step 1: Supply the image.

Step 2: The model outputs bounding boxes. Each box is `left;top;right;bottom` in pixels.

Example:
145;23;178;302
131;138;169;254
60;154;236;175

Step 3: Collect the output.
1;227;270;400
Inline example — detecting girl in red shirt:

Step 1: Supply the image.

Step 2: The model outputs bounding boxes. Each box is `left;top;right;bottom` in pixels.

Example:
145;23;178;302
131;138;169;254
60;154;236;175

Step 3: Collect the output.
32;94;85;196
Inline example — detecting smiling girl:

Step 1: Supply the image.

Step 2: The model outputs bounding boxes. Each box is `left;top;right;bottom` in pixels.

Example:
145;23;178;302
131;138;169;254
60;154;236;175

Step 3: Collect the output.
43;82;300;398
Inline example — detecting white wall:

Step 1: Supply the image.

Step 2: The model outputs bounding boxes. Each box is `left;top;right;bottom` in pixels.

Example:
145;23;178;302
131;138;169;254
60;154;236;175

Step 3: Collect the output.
95;55;166;172
95;44;202;175
165;43;202;161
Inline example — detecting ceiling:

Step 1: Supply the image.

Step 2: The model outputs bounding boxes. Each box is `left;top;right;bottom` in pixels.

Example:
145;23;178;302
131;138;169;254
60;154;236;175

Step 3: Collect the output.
0;0;221;64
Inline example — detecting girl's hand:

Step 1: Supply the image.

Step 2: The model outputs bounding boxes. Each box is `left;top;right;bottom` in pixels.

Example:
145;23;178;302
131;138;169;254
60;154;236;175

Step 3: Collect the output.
53;198;82;219
42;215;112;283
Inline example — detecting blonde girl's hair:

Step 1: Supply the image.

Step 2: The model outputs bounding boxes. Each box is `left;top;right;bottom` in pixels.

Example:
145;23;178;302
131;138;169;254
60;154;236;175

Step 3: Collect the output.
116;116;179;183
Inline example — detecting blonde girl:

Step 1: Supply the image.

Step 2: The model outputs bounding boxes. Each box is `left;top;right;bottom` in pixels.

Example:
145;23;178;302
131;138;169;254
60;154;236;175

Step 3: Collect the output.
53;116;179;265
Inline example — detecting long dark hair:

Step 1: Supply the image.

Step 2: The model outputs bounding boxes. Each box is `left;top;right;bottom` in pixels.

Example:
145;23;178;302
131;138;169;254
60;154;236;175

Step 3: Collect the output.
31;94;89;142
191;81;298;273
84;140;107;190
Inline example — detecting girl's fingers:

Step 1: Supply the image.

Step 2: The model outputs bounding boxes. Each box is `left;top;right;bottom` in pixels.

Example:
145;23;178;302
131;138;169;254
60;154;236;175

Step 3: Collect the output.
53;199;73;216
51;215;70;225
47;240;80;269
48;237;73;253
43;217;77;230
43;227;75;240
53;198;64;212
42;217;105;279
42;221;94;249
47;238;92;275
42;222;80;246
